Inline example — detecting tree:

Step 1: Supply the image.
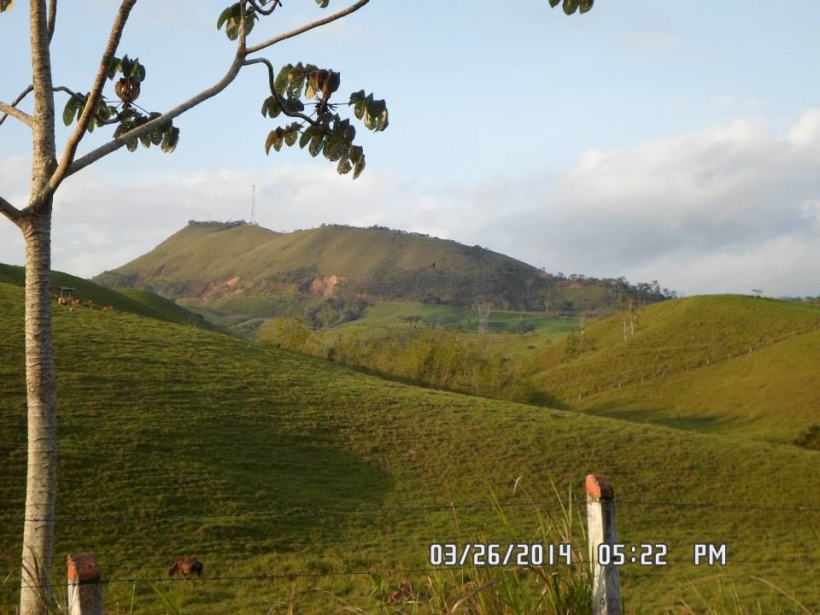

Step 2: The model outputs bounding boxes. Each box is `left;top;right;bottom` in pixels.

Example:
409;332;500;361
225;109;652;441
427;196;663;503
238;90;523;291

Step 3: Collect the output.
0;1;592;612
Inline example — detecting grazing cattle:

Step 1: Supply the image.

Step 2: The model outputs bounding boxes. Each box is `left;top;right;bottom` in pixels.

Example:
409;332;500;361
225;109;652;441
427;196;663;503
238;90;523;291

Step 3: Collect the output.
167;556;204;578
100;305;114;312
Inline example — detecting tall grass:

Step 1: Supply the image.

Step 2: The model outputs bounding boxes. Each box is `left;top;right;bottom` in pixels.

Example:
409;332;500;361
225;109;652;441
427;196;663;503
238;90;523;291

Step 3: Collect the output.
340;485;592;614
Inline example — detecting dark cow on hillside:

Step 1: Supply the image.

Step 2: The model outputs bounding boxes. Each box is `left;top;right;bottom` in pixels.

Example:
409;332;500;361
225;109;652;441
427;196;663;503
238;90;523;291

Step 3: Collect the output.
167;556;204;578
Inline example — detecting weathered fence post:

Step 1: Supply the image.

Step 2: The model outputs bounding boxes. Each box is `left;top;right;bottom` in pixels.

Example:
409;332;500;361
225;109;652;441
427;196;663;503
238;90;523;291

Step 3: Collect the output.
586;474;621;615
67;553;103;615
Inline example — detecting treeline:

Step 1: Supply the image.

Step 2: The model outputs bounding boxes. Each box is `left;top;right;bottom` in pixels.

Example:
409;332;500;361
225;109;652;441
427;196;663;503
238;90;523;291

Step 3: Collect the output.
186;219;247;229
303;297;367;329
258;320;546;403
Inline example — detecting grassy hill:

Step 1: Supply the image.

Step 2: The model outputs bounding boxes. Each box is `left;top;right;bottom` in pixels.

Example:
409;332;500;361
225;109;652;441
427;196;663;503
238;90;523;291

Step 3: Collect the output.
93;221;551;306
518;295;820;443
0;263;212;329
93;222;671;334
2;281;819;613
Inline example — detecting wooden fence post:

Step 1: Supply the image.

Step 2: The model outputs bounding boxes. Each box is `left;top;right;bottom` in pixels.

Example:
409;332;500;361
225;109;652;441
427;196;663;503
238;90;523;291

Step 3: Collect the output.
67;553;103;615
586;474;621;615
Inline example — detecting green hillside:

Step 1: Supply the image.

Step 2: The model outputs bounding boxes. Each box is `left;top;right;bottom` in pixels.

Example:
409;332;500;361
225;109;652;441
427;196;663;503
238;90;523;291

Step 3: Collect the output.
2;281;819;613
94;221;550;307
519;295;820;442
93;222;671;334
0;262;212;329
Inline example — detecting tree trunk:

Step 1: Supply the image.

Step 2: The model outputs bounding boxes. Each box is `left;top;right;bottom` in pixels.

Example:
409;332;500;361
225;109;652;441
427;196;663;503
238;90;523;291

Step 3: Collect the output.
19;208;58;615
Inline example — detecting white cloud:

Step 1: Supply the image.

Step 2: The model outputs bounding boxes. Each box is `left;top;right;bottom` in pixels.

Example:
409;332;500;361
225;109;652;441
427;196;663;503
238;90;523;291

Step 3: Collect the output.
462;111;820;296
2;110;819;297
788;109;820;148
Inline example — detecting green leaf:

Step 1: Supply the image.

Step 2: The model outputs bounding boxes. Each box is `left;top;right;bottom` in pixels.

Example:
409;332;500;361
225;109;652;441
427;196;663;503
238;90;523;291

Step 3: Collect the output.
245;11;258;36
150;128;163;146
563;0;580;15
352;153;366;180
62;95;80;126
579;0;594;13
265;128;285;154
0;0;14;12
324;135;347;161
337;157;352;175
299;125;325;150
315;0;330;7
308;133;325;157
363;98;388;131
348;145;363;165
284;126;300;147
133;62;146;83
261;96;282;119
217;3;243;40
106;56;121;80
275;64;295;94
548;0;560;6
120;55;133;77
126;138;139;152
161;127;180;153
217;5;233;30
226;20;239;41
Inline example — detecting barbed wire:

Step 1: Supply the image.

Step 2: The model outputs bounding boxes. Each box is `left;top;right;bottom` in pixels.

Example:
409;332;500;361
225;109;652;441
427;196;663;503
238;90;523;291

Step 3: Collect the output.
0;496;817;527
6;556;820;592
0;490;819;525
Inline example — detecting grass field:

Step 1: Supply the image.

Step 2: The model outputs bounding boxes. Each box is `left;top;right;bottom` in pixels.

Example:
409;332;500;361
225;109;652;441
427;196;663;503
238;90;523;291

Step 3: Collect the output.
0;263;211;330
319;302;579;344
1;281;819;613
519;295;820;443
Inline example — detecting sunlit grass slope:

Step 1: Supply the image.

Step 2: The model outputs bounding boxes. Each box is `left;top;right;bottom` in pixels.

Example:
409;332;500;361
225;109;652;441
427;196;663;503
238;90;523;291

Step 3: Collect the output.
0;263;212;329
319;302;579;346
524;295;820;439
94;222;560;310
1;282;818;613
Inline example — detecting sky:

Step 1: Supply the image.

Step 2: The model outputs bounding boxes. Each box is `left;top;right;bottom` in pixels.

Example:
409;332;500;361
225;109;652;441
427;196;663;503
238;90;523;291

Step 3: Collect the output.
1;0;819;298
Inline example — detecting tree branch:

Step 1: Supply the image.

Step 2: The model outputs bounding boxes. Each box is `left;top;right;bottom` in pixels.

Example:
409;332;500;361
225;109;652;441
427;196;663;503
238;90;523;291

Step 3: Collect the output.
248;0;281;17
245;0;369;55
66;56;244;178
46;0;137;197
0;100;33;127
53;86;120;126
47;0;56;43
29;0;59;204
243;57;321;127
238;0;249;52
0;195;24;226
0;85;34;127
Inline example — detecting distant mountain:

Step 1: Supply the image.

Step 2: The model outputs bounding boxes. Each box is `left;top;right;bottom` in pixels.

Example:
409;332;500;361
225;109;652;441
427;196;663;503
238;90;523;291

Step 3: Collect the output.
95;221;549;308
94;221;671;322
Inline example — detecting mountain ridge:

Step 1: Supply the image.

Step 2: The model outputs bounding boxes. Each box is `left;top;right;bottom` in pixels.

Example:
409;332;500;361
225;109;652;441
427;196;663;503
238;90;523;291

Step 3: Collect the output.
93;220;672;318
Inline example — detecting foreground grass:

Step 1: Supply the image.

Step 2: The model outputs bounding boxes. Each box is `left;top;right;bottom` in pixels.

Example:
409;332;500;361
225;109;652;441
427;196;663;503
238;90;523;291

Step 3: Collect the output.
1;283;819;613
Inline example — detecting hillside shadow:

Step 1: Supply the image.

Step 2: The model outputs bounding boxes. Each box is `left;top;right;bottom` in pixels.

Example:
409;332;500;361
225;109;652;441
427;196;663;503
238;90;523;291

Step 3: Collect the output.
163;420;394;552
582;404;745;433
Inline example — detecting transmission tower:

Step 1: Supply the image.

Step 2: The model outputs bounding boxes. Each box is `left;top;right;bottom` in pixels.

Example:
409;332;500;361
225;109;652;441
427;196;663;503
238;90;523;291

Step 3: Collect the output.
476;302;491;335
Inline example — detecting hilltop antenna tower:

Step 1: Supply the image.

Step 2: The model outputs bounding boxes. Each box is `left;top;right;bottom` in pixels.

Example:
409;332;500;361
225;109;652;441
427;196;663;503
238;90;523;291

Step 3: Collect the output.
250;185;257;225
